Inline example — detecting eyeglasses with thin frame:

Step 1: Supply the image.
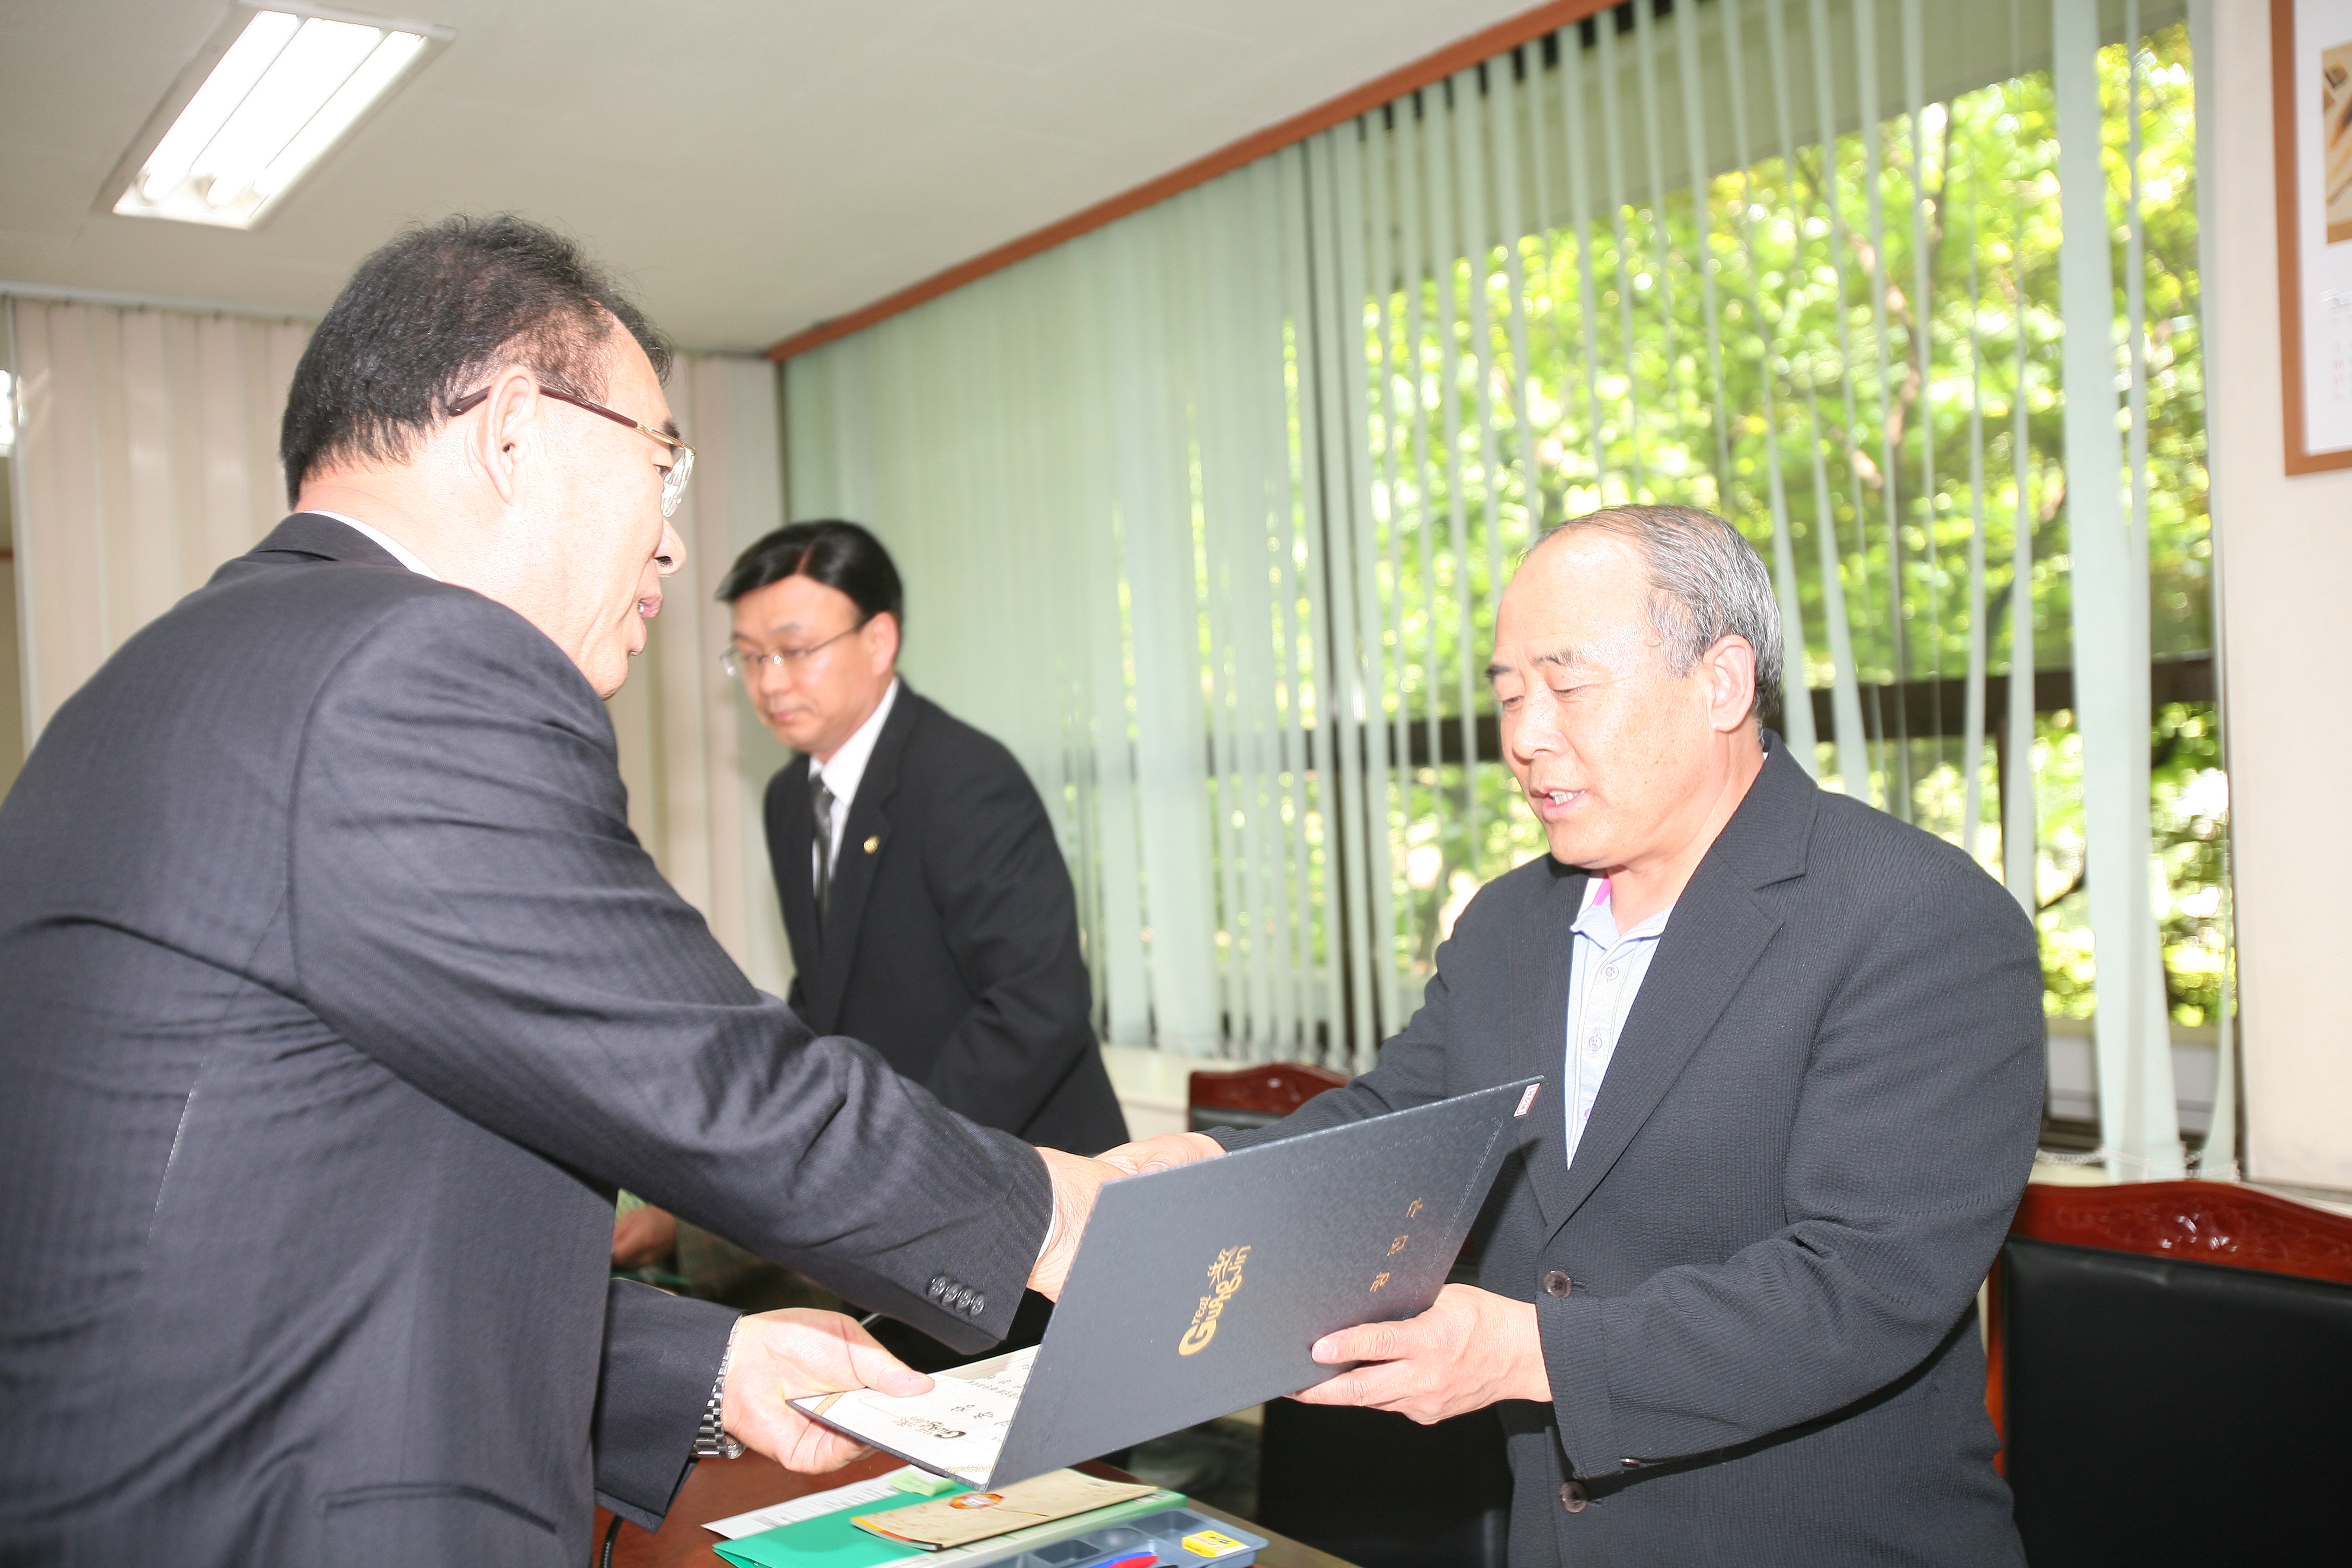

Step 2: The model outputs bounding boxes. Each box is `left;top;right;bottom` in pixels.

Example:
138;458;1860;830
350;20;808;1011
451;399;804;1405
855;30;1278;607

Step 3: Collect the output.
722;618;870;681
446;383;696;517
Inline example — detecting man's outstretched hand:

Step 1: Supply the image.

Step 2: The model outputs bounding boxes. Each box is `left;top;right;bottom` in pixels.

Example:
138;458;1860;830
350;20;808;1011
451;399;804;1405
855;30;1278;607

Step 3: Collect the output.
1028;1147;1132;1300
1292;1283;1552;1425
611;1203;677;1269
1096;1131;1226;1177
719;1309;932;1473
1026;1135;1223;1298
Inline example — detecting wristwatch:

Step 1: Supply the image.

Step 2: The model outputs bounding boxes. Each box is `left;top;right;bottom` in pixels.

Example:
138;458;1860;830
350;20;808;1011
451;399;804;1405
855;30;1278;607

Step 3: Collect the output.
692;1327;746;1460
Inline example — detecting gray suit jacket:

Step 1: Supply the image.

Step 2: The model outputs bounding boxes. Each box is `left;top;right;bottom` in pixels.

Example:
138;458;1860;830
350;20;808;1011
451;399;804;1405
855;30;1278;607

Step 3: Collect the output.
1219;738;2042;1566
0;515;1049;1566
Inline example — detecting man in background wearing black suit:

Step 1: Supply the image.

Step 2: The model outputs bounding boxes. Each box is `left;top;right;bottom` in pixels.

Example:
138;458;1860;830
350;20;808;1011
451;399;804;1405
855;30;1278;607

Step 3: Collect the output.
616;522;1125;1345
0;216;1117;1568
1107;506;2043;1566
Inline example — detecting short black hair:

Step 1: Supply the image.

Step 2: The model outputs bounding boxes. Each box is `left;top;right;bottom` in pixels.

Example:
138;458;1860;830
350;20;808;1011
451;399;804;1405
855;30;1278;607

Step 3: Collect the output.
279;213;671;503
717;520;905;629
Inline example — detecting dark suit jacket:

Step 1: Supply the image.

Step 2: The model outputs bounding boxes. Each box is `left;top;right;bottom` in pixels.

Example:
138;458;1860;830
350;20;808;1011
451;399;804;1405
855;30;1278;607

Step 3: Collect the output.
1217;738;2043;1567
0;516;1049;1567
764;688;1125;1156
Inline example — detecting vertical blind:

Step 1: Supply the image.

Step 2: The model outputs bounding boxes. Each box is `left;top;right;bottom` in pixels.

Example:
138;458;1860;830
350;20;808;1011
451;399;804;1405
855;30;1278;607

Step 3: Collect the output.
1;297;791;992
4;297;310;737
604;353;796;997
786;0;2229;1180
789;163;1346;1060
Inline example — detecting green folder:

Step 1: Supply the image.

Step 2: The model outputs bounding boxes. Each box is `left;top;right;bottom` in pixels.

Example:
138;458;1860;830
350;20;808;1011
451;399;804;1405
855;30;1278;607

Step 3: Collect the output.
713;1488;963;1568
712;1487;1185;1568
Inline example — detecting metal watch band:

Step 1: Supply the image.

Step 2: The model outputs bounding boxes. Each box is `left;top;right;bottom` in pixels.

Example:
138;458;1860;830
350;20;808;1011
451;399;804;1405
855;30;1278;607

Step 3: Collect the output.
691;1332;745;1460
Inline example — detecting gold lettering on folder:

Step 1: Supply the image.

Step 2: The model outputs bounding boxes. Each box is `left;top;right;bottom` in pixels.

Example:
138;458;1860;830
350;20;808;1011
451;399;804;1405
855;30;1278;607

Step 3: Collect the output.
1177;1245;1251;1356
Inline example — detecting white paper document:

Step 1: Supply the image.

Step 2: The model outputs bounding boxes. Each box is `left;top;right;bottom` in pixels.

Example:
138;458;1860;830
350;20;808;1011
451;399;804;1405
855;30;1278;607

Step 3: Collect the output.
793;1347;1035;1483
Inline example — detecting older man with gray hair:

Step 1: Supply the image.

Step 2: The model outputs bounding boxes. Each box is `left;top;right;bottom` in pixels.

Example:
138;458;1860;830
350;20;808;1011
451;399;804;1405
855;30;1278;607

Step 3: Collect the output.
1108;504;2043;1565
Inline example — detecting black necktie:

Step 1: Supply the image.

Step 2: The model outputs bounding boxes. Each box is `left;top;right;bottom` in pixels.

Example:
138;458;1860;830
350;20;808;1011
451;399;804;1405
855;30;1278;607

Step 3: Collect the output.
812;775;836;929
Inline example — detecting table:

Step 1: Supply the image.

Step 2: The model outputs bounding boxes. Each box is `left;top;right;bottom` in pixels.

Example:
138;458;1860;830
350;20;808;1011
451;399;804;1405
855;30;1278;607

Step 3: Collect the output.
594;1452;1359;1568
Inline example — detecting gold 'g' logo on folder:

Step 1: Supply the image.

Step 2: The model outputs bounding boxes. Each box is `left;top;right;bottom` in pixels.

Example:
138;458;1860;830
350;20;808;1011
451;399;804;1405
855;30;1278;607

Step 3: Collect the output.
1177;1245;1250;1356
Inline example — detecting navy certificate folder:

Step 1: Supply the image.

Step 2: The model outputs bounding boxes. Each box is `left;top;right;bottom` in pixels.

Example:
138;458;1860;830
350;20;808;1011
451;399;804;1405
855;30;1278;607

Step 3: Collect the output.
800;1075;1543;1486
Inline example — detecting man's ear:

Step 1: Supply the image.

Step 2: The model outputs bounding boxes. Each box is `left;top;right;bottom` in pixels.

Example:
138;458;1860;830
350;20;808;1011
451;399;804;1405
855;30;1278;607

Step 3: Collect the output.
469;365;544;507
864;611;901;675
1701;634;1758;734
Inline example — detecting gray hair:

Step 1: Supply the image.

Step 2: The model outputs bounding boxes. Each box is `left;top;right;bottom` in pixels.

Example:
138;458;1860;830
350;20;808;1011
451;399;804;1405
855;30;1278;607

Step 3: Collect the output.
1534;504;1784;722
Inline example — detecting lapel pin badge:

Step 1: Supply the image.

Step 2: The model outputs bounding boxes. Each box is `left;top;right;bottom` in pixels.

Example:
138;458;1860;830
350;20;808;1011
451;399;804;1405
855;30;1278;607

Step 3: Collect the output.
863;835;880;853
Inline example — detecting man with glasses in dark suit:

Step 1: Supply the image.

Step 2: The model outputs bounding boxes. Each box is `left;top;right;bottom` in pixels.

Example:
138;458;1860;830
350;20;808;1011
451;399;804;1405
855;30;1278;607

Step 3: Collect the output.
618;522;1125;1356
0;215;1118;1568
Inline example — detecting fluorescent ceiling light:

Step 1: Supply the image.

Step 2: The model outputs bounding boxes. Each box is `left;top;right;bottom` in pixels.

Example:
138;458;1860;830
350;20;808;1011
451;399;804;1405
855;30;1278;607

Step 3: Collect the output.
109;6;448;230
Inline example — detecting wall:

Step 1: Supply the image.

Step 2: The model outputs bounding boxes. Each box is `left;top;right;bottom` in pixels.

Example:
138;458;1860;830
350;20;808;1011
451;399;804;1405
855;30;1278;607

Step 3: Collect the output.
2205;0;2352;1191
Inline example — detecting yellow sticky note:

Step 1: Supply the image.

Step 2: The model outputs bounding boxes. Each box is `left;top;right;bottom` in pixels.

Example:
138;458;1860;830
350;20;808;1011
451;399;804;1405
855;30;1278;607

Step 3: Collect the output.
1182;1529;1249;1559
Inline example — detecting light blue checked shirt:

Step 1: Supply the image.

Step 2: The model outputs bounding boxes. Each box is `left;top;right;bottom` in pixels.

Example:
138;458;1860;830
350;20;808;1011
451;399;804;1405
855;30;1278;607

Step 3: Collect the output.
1564;875;1674;1167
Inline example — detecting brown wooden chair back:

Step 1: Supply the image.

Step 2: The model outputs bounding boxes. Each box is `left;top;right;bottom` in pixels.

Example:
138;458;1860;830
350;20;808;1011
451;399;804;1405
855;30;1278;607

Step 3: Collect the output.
1185;1062;1348;1135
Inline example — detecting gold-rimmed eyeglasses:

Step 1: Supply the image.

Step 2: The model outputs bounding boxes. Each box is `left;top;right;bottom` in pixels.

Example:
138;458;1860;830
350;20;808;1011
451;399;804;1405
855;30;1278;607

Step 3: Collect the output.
721;619;869;681
447;383;696;517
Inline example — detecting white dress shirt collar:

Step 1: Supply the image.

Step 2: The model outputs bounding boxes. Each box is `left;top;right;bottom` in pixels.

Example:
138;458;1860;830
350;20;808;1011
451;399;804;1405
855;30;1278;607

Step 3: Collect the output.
307;510;443;581
810;677;902;828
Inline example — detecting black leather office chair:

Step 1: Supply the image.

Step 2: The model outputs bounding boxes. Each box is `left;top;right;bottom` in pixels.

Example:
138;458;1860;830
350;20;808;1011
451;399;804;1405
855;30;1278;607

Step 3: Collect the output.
1990;1180;2352;1565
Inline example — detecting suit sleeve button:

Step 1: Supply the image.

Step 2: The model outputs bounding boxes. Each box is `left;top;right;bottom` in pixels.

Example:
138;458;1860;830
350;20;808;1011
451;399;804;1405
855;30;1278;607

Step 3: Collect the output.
1543;1271;1574;1298
968;1293;986;1316
1560;1481;1588;1514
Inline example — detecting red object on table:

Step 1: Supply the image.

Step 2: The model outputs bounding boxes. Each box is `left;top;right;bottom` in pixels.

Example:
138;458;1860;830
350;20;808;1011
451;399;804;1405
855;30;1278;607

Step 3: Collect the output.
593;1451;1357;1567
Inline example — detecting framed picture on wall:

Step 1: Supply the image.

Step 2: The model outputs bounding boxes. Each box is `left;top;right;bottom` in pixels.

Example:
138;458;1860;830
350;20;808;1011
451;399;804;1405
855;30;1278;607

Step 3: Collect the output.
2274;0;2352;471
